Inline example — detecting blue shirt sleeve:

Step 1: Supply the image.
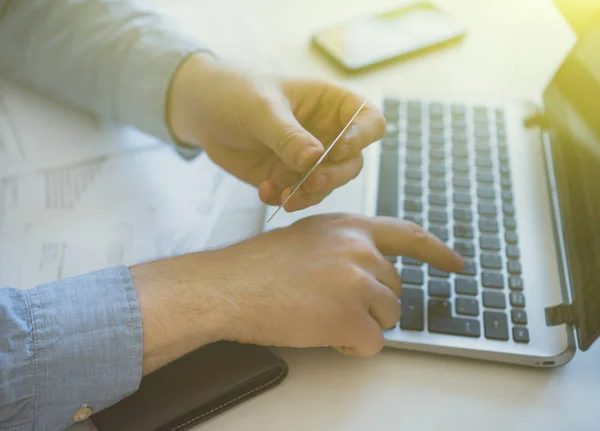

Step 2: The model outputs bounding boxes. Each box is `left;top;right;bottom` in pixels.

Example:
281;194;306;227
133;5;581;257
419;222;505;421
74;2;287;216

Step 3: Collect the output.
0;0;205;159
0;266;143;431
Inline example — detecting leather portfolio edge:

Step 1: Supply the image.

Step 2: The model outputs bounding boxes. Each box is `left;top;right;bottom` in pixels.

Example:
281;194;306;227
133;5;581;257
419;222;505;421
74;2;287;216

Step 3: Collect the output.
91;342;289;431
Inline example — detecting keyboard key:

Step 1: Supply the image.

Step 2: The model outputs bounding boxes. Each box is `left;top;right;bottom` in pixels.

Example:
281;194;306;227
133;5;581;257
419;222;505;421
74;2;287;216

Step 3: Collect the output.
452;132;468;144
453;208;472;222
499;165;511;177
484;311;509;340
404;199;423;213
405;154;422;166
453;192;471;205
429;280;450;297
474;129;490;140
474;106;488;117
429;178;446;190
400;287;424;331
451;104;466;116
452;146;469;159
513;327;529;343
476;157;493;168
455;278;478;295
453;177;470;189
429;210;448;224
508;261;522;275
406;137;423;150
430;135;445;148
477;187;495;200
500;177;512;189
503;203;515;216
429;193;447;207
475;144;492;157
479;219;499;234
510;292;526;308
460;259;477;276
429;122;444;133
454;224;474;239
482;272;504;289
495;107;504;121
511;309;528;325
407;126;422;138
429;266;450;278
401;268;424;285
377;154;398;217
502;190;513;202
385;109;400;122
509;276;523;291
476;172;494;184
382;137;399;150
430;148;446;160
429;164;446;177
454;241;475;258
506;245;520;259
430;226;449;242
483;291;506;309
504;217;517;231
405;183;422;197
481;253;502;270
402;257;423;266
385;256;397;264
384;97;400;109
429;101;444;114
505;231;518;244
406;169;422;181
404;213;423;226
452;161;469;174
429;315;481;338
480;236;501;251
456;298;479;316
478;203;497;217
428;298;451;317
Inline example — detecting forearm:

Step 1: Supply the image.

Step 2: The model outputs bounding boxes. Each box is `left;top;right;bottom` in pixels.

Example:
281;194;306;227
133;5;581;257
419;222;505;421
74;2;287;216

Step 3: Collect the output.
130;251;230;376
0;0;205;147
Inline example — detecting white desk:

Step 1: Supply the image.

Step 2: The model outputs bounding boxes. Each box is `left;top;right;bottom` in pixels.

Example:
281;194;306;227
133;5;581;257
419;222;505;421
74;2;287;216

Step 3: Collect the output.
154;1;599;429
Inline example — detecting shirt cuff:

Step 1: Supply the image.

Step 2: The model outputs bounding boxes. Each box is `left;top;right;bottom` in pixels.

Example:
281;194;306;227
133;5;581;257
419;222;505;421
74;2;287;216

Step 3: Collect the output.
114;22;204;159
26;266;143;430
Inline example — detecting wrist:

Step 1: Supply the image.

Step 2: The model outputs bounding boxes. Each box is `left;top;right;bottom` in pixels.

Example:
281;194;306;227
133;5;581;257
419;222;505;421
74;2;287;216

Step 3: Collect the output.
166;51;222;147
130;251;229;375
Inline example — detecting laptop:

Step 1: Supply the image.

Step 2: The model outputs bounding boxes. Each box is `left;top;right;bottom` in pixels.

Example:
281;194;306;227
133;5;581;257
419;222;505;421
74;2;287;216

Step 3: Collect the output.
263;4;600;367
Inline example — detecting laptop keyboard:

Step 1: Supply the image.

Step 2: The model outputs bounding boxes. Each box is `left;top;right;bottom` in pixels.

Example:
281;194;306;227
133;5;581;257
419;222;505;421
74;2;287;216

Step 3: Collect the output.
379;98;529;344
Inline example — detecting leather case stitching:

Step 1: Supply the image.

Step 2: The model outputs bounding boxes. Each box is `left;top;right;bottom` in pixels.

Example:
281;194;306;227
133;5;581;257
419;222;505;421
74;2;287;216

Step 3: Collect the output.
169;367;286;431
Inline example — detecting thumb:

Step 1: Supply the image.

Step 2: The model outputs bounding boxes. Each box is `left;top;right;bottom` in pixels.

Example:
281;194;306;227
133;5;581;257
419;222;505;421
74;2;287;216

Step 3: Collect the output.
250;99;324;172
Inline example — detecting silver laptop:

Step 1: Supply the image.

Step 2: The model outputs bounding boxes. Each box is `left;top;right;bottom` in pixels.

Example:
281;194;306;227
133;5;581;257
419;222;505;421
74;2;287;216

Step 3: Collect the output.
263;9;600;367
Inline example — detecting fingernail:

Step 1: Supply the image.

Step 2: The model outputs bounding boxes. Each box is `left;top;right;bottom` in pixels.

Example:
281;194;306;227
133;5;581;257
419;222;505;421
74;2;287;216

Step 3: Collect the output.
345;124;359;141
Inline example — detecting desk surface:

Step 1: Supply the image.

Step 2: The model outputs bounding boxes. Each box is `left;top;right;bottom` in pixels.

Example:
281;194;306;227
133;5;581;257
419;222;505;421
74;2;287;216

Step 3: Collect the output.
154;1;598;429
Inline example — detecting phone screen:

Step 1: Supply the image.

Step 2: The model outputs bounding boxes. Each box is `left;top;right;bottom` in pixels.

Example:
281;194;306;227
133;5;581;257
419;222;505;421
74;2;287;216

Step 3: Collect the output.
313;3;465;70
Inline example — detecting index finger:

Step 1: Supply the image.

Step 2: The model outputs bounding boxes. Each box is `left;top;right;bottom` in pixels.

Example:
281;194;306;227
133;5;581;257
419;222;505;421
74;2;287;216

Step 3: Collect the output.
364;217;464;273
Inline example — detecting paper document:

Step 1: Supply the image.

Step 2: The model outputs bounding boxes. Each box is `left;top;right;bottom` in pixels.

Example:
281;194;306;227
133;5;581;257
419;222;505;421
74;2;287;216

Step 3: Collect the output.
0;79;232;289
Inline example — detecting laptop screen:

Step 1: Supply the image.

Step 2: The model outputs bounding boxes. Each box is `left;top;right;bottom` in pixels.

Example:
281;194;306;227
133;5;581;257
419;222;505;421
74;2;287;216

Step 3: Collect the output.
542;19;600;351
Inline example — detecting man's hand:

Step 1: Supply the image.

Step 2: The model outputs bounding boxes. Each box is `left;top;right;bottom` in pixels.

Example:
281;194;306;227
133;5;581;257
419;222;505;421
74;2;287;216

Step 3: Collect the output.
167;54;385;212
130;214;463;374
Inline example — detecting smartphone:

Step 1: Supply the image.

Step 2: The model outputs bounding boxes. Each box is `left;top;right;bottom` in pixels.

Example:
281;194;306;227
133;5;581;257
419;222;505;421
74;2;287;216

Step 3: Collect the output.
311;2;466;73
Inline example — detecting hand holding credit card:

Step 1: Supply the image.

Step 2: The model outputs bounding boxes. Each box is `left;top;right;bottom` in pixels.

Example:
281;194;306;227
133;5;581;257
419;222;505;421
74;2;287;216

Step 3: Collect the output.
267;100;367;223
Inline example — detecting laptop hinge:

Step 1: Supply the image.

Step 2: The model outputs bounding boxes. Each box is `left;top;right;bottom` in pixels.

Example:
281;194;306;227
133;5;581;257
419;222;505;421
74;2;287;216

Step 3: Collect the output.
545;303;578;327
524;113;550;130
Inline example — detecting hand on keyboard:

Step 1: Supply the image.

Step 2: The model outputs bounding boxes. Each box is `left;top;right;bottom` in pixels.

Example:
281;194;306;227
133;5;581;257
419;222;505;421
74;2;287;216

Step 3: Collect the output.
131;213;463;366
